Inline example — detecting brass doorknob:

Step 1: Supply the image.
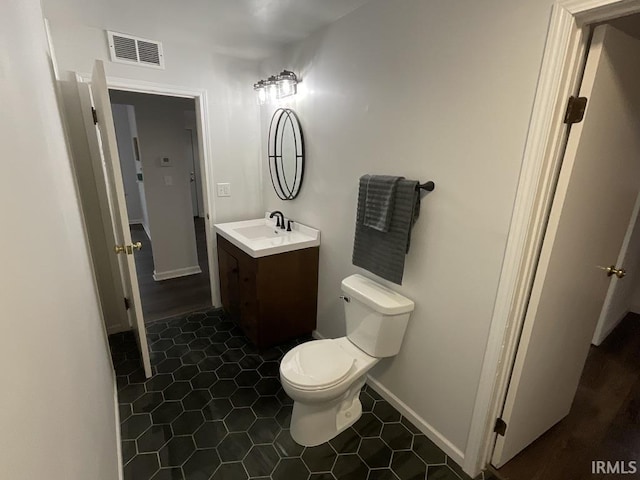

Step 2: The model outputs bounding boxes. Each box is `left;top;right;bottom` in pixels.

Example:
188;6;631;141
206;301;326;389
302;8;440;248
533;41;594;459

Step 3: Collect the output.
114;242;143;255
605;265;626;279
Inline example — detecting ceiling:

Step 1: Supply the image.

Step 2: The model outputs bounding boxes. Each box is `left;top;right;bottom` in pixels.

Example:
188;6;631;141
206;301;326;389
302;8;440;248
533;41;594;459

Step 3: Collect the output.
609;13;640;40
42;0;374;59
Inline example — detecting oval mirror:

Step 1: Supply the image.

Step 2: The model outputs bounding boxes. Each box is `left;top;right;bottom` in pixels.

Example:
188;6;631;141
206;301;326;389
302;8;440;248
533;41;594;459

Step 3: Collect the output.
268;108;305;200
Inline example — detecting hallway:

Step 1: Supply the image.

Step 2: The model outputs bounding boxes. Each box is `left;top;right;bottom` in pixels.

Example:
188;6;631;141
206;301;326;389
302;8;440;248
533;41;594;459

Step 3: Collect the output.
497;314;640;479
131;218;211;323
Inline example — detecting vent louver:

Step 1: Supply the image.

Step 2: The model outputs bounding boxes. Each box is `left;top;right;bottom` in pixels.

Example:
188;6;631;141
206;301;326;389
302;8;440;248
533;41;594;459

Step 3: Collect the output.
107;31;164;69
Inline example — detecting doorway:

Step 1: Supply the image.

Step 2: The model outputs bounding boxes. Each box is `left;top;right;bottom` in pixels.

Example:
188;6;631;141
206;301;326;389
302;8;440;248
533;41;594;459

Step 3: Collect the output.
490;18;640;479
109;90;212;323
495;313;640;479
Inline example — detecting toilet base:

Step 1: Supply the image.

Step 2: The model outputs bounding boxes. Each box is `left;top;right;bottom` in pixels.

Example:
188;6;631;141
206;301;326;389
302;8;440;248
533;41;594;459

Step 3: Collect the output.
289;377;366;447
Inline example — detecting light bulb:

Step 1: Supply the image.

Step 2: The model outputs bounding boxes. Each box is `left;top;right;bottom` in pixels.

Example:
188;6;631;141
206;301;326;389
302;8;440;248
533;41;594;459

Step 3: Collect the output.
266;76;279;103
254;80;267;105
276;70;298;99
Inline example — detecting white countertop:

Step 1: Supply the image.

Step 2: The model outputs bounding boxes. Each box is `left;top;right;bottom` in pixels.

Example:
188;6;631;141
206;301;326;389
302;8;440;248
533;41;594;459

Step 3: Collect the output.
214;214;320;258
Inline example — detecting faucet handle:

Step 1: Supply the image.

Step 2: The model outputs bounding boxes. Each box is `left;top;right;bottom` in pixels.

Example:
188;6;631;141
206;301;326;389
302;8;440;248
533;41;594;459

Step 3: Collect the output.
286;220;294;232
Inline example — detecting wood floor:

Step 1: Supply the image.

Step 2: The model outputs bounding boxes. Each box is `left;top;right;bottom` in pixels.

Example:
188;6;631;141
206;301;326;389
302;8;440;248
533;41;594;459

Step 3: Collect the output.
130;218;211;323
496;313;640;480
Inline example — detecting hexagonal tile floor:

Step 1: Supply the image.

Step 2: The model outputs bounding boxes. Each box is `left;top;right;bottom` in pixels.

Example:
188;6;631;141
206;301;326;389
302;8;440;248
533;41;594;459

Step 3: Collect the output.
110;308;470;480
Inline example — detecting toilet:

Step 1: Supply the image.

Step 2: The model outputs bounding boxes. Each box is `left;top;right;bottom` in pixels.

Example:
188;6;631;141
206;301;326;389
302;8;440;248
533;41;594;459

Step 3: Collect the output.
279;273;415;446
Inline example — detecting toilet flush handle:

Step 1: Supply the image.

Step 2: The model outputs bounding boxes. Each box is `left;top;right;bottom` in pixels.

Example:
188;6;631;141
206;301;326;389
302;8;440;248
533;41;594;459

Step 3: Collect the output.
339;295;351;303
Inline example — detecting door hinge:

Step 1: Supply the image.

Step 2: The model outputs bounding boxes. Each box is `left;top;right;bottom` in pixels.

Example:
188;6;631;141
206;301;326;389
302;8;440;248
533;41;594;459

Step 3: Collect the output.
494;417;507;436
563;96;587;125
92;107;98;125
124;297;131;310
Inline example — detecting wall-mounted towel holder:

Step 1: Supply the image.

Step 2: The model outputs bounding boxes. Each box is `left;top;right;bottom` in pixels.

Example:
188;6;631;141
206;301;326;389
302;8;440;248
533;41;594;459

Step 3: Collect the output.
417;181;435;197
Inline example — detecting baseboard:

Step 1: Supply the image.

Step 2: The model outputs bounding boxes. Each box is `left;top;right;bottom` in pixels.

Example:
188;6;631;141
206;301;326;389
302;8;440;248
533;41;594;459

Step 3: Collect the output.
113;372;124;480
311;330;465;466
365;376;466;466
153;265;202;281
128;219;143;225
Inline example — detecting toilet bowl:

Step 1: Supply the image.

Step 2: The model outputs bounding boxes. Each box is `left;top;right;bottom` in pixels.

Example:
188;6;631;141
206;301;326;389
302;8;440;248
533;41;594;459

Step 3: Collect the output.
280;274;414;446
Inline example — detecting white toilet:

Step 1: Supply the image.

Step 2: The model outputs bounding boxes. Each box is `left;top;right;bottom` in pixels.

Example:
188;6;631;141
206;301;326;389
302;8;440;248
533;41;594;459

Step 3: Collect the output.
279;274;414;447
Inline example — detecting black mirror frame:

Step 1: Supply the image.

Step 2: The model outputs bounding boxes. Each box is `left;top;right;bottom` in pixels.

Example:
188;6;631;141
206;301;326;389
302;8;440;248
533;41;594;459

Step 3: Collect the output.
268;108;305;200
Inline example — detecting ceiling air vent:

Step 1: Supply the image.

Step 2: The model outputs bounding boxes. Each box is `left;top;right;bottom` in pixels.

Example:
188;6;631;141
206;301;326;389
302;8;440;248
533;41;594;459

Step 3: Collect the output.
107;31;164;69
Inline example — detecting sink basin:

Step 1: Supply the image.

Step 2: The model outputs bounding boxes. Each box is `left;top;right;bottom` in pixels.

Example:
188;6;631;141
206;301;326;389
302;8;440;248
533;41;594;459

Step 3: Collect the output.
233;224;281;240
214;214;320;258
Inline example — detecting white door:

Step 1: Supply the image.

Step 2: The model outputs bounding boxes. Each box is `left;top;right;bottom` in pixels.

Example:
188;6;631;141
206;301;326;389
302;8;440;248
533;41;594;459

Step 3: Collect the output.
592;192;640;345
492;25;640;466
185;129;199;217
91;60;152;378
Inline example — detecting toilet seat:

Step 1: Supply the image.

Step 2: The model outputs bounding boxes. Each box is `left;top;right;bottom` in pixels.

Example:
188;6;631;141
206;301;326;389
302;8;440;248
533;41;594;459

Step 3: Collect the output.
281;340;355;391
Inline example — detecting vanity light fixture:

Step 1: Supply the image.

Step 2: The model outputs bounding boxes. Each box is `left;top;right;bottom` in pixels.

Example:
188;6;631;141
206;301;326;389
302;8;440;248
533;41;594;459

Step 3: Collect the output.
254;80;267;105
266;75;279;103
276;70;298;98
254;70;299;104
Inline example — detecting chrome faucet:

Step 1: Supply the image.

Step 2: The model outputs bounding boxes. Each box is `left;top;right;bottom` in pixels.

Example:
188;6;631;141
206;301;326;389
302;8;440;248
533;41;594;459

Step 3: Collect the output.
269;211;285;229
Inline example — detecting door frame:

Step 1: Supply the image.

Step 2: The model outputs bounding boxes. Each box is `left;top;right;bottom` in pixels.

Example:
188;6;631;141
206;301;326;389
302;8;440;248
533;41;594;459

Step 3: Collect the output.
81;74;222;311
464;0;640;475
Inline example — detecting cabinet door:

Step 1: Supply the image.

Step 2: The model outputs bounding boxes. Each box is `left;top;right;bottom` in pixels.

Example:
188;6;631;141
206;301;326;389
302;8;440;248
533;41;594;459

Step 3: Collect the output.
217;246;240;318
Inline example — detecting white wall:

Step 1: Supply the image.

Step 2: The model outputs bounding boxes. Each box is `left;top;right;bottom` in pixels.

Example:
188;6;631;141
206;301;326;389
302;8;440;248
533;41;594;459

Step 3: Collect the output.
112;103;144;224
111;91;199;279
0;2;119;479
261;0;555;460
43;11;263;225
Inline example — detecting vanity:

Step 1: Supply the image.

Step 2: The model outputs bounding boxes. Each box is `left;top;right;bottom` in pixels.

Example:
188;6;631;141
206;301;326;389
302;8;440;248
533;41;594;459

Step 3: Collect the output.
214;216;320;348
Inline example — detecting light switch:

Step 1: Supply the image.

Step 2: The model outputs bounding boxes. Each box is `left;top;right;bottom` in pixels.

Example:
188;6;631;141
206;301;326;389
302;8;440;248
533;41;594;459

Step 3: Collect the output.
217;183;231;197
164;175;173;186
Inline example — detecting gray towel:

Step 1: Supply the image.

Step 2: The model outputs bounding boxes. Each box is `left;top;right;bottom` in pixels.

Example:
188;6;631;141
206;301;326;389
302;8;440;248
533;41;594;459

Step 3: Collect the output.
353;177;421;285
362;175;401;232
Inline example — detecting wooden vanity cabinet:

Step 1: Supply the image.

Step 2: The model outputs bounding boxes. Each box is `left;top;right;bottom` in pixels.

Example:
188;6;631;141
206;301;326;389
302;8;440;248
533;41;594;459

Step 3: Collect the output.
216;234;319;348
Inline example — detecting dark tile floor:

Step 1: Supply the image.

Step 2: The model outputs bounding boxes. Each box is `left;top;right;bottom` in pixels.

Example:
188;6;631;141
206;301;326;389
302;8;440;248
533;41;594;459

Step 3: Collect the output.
111;308;470;480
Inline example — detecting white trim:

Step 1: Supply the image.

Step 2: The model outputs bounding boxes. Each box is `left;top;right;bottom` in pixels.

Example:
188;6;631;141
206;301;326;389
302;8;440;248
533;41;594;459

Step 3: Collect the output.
79;74;221;307
464;0;640;476
366;375;465;466
128;218;143;225
142;222;152;241
153;265;202;281
113;372;124;480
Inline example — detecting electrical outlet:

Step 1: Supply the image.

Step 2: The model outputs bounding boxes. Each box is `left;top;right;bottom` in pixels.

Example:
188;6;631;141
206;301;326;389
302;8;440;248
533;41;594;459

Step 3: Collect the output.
164;175;173;186
217;183;231;197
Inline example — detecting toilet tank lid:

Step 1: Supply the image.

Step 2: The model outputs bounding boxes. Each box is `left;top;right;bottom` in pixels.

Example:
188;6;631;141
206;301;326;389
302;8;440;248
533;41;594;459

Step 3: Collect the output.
341;274;415;315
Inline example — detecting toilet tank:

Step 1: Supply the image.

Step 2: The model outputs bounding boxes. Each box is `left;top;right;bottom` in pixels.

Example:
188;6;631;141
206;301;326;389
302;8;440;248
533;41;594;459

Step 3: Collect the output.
341;274;415;358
